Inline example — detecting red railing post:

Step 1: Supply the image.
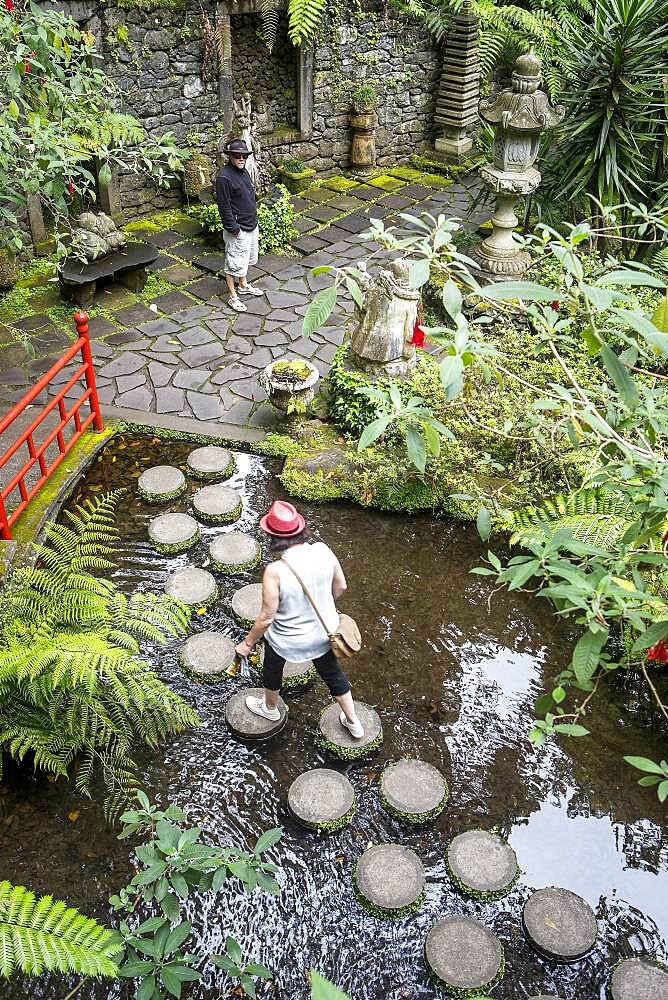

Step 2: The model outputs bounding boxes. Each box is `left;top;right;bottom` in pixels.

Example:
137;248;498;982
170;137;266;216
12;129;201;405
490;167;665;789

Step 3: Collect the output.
74;310;104;432
0;494;10;541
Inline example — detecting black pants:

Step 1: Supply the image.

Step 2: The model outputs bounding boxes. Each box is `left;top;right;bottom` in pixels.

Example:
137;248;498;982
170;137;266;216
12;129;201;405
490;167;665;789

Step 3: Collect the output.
263;639;351;697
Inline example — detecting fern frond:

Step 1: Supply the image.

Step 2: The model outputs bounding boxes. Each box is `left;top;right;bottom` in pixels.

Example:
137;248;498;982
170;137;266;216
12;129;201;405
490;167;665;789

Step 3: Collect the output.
287;0;327;45
509;488;634;549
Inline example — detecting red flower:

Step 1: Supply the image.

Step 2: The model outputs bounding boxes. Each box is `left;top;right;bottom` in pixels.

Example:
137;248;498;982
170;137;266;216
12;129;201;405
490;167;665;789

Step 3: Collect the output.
24;60;30;73
67;181;74;195
4;0;15;12
411;321;425;348
550;300;560;311
647;639;668;664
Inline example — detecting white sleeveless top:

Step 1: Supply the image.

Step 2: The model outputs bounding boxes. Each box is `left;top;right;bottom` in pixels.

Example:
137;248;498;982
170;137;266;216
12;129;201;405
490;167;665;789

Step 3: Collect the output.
265;542;340;660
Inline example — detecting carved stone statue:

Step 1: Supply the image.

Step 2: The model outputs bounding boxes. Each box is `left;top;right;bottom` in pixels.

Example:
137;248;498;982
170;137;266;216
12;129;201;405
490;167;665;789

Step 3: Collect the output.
349;259;420;378
70;211;126;262
217;91;271;195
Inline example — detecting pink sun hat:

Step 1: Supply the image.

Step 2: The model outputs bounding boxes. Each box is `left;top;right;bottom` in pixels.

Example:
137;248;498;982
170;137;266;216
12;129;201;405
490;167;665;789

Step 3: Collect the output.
259;500;306;537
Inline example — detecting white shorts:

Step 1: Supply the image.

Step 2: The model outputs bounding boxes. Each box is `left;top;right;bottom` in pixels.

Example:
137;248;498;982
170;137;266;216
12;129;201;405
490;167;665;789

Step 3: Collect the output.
223;226;259;278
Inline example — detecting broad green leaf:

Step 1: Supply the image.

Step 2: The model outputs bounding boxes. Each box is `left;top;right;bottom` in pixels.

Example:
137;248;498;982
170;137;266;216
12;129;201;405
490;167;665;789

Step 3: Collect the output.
439;355;464;400
310;970;351;1000
211;865;227;891
630;620;668;654
406;425;427;472
164;921;191;957
409;257;430;288
137;916;168;935
358;416;390;451
118;961;155;977
552;686;566;704
572;629;608;685
441;279;462;319
651;296;668;333
226;936;242;964
599;344;639;409
345;276;363;308
658;780;668;802
554;723;590;736
170;875;189;899
98;162;112;187
8;100;19;119
161;966;183;998
160;892;181;922
506;559;540;591
623;755;665;775
254;826;283;854
239;973;257;997
476;506;491;541
246;963;273;979
303;285;337;337
598;269;665;288
137;976;156;1000
311;266;332;276
483;281;559;301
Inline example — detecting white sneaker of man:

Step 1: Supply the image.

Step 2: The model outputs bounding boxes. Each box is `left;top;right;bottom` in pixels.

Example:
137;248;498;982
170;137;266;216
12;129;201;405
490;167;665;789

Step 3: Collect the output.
238;284;264;297
228;295;247;313
246;696;281;722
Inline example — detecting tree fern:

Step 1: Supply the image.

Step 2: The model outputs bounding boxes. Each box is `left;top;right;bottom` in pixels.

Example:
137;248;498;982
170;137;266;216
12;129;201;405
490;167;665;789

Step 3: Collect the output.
287;0;327;46
0;881;121;980
509;488;634;549
0;492;199;821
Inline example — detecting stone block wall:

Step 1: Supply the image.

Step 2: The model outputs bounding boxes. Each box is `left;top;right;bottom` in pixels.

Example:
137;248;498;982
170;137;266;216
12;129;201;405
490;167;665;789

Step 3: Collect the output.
33;0;443;227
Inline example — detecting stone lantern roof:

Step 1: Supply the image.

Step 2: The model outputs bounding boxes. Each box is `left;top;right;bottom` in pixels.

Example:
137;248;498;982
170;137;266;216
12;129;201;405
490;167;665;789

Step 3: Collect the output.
479;49;565;132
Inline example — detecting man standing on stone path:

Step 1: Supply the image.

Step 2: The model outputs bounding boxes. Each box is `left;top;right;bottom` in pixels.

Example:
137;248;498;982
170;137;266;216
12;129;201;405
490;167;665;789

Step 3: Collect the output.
215;137;265;314
235;500;365;738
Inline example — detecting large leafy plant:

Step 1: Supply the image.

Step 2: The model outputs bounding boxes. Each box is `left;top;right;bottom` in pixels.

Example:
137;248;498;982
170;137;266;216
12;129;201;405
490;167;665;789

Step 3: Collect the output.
0;491;198;820
0;2;186;255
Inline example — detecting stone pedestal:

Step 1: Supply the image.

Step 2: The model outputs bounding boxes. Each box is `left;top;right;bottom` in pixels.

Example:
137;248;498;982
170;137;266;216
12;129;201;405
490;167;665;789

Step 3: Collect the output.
350;110;377;178
433;7;479;164
473;165;539;277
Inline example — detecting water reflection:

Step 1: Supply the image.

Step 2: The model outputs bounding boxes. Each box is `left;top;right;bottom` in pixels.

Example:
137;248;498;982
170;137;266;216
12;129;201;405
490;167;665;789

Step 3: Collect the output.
1;437;666;1000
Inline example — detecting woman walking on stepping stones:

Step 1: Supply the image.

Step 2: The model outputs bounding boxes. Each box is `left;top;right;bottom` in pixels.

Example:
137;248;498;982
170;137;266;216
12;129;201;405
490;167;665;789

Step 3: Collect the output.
235;500;365;738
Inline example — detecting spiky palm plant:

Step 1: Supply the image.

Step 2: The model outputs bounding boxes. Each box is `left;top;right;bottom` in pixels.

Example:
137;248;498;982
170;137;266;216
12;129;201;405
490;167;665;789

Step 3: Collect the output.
0;491;198;821
0;881;121;980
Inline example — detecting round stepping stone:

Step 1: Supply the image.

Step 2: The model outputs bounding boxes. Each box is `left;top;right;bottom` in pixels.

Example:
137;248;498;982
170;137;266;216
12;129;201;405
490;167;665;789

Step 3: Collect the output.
282;659;316;690
231;582;262;627
610;958;668;1000
179;631;236;683
523;887;597;961
148;513;200;555
209;531;261;574
425;916;505;996
354;843;425;919
138;465;186;502
164;566;218;608
446;830;519;900
318;702;383;760
225;686;287;739
187;445;234;481
288;768;355;832
192;484;242;525
380;759;448;824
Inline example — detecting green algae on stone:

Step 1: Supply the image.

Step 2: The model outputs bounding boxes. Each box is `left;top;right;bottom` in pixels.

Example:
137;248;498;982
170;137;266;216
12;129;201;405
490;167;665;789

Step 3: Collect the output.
316;702;383;761
353;874;425;920
321;176;361;192
445;829;519;901
425;917;505;998
151;532;200;555
281;662;317;690
367;174;405;191
379;784;448;826
210;552;261;574
352;845;426;920
426;950;506;999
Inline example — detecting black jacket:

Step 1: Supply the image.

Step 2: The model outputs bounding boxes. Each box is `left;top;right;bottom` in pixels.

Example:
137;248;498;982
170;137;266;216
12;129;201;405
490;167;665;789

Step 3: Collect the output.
215;163;258;234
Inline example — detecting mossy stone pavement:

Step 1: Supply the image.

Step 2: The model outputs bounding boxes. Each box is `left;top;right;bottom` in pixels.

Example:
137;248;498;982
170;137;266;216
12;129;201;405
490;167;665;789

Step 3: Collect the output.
0;174;487;431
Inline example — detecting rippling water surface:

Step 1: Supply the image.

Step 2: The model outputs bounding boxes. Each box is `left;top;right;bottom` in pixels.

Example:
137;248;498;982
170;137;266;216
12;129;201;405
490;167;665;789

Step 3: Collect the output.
2;435;667;1000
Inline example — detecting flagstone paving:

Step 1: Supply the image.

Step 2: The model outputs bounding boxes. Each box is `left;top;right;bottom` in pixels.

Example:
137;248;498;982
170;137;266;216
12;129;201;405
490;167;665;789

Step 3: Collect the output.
0;172;489;432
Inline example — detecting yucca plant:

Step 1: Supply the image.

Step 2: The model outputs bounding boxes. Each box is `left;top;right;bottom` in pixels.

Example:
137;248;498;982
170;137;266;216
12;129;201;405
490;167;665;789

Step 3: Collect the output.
0;880;121;980
0;491;199;821
542;0;668;217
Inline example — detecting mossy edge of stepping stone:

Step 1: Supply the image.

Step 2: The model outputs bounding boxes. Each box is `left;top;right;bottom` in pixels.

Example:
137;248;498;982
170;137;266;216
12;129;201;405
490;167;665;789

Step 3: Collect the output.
178;631;237;684
282;660;317;690
609;957;668;1000
379;758;449;825
445;829;520;901
317;702;383;761
424;916;505;999
209;532;261;574
353;844;425;920
138;465;187;503
231;582;262;628
192;484;243;526
148;514;200;555
225;686;288;740
523;886;597;962
164;566;218;609
186;446;235;481
287;768;356;833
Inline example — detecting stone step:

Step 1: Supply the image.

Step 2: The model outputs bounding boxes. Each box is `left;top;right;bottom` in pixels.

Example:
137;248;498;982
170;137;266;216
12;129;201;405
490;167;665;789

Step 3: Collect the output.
317;701;383;760
164;565;218;607
380;758;448;824
610;958;668;1000
354;843;425;919
446;829;519;900
225;686;287;739
231;582;262;626
523;887;597;961
425;916;505;995
282;659;316;690
148;512;200;554
288;768;355;832
187;445;235;481
209;531;261;573
138;464;186;503
192;484;242;525
179;631;236;682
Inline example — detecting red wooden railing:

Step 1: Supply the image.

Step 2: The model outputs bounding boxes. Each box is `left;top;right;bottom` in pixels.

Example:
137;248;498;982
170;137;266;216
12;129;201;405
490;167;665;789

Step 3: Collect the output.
0;311;103;540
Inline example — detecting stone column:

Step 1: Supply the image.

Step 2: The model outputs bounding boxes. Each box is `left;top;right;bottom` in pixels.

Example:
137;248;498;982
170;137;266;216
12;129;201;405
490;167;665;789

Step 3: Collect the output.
215;1;234;136
297;48;314;138
96;161;123;224
433;4;479;164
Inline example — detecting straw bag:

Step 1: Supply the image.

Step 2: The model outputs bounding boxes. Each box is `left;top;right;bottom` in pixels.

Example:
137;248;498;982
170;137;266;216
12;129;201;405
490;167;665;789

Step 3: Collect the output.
282;558;362;659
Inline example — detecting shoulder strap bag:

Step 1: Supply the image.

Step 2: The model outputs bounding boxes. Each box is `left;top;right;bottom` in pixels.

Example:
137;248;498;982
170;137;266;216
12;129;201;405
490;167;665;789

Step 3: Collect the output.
281;557;362;660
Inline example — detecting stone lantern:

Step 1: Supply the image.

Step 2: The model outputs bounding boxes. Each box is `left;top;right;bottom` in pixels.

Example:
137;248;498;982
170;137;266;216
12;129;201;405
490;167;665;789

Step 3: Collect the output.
475;49;564;276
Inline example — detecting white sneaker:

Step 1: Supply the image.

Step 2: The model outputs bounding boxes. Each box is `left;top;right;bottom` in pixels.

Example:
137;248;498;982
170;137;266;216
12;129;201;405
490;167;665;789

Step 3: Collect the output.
238;284;264;297
228;296;247;312
339;711;364;739
246;696;281;722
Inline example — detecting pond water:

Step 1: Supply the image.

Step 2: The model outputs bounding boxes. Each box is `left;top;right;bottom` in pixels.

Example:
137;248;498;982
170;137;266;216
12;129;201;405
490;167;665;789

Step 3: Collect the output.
2;434;667;1000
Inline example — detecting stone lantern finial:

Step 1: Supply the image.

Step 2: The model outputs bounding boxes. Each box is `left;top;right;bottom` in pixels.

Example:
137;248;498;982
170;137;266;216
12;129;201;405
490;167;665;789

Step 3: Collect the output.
474;49;565;277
